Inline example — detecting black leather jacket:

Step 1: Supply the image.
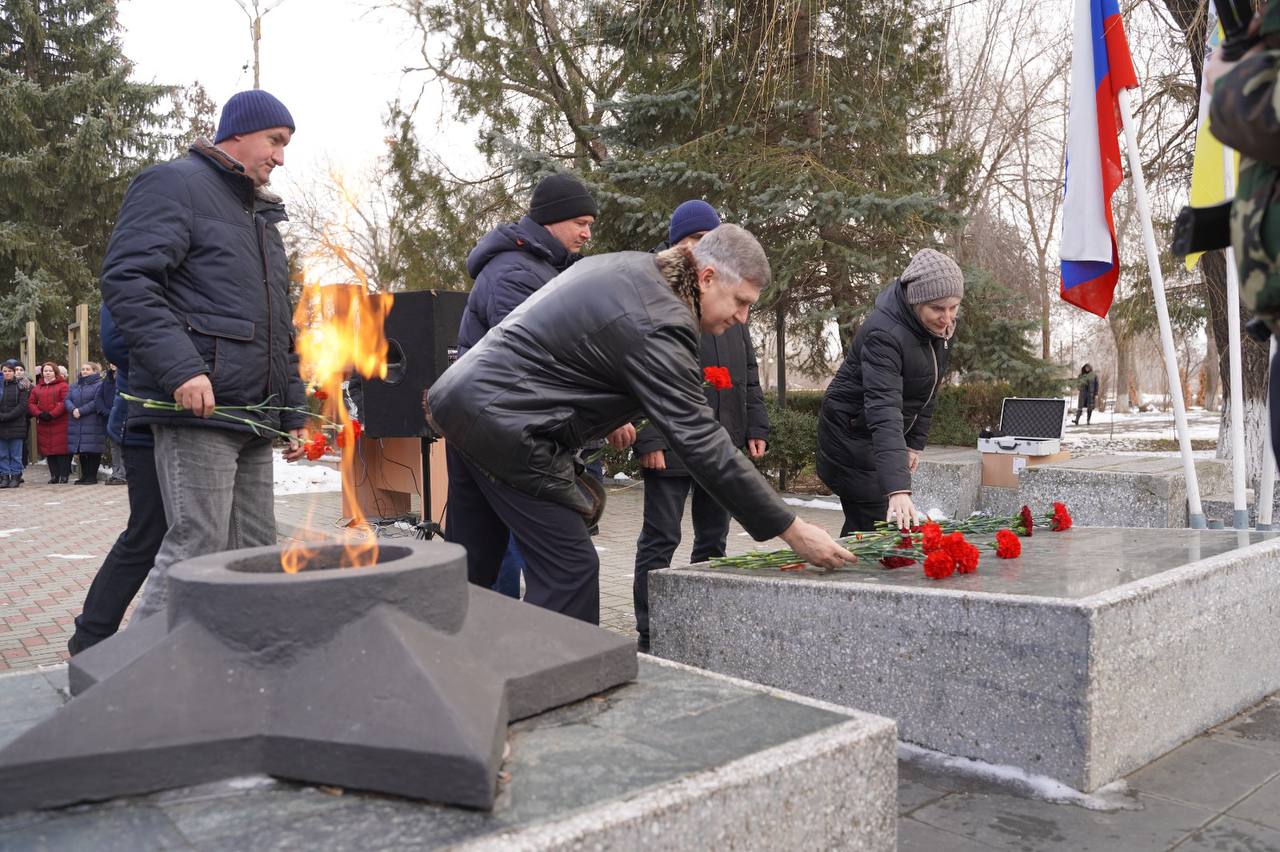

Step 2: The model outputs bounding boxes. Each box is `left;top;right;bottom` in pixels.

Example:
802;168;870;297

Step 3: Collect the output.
427;251;795;541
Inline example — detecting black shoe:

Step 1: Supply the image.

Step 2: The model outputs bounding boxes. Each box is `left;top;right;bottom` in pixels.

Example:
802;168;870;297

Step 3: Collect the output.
74;478;97;485
637;637;651;654
0;475;11;489
105;478;126;486
58;476;70;484
9;476;19;489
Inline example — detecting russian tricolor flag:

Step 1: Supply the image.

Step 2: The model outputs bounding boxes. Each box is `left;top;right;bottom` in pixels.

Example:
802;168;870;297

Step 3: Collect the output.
1059;0;1139;317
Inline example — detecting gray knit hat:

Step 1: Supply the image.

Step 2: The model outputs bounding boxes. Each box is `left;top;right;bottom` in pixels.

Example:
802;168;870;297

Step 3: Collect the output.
901;249;964;305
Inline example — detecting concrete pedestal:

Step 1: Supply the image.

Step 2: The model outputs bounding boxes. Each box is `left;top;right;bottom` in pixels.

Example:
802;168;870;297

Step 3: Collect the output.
651;529;1280;792
0;659;896;851
911;450;1232;527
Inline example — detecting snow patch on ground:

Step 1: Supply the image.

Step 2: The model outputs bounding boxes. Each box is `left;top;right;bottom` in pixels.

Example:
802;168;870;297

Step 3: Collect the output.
47;554;94;560
898;742;1135;811
273;454;343;496
783;496;842;511
1059;408;1220;457
0;528;31;538
612;472;632;482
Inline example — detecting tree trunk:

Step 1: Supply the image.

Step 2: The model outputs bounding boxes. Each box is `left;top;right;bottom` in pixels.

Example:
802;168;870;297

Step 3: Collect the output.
775;305;788;492
1202;251;1271;487
1203;325;1221;411
1037;265;1051;359
1108;312;1133;413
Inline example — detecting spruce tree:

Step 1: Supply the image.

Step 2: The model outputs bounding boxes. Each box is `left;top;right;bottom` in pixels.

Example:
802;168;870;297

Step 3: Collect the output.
0;0;173;355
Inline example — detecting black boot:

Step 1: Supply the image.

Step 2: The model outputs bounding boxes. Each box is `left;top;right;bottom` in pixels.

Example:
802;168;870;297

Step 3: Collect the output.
0;475;11;489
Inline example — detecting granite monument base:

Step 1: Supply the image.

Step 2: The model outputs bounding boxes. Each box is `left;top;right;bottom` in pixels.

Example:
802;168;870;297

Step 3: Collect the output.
0;658;897;851
651;528;1280;792
911;449;1232;527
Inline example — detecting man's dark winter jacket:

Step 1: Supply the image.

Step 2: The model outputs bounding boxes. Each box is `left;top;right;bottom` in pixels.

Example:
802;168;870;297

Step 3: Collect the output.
100;141;306;436
456;216;577;356
0;378;29;441
817;280;951;500
428;251;795;541
632;323;768;477
99;304;152;449
65;374;106;455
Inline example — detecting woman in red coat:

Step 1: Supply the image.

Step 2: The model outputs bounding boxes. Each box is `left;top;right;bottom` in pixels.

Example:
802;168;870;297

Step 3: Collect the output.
27;362;71;483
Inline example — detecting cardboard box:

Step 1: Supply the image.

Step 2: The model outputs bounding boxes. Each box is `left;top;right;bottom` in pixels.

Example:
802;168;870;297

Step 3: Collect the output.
980;451;1072;488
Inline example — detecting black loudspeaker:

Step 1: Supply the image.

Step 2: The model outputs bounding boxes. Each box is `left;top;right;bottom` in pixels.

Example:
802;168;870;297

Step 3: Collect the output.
361;289;469;439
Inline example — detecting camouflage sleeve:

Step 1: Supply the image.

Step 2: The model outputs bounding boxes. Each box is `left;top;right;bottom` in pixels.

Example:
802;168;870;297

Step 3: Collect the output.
1211;49;1280;167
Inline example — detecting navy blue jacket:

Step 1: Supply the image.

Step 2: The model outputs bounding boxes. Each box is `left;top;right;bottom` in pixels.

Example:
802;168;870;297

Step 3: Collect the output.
456;216;577;356
0;378;28;441
100;142;306;436
100;304;152;448
65;374;107;454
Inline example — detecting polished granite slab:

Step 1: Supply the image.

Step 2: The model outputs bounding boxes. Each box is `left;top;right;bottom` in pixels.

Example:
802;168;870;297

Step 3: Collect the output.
651;529;1280;792
0;659;897;851
708;527;1276;600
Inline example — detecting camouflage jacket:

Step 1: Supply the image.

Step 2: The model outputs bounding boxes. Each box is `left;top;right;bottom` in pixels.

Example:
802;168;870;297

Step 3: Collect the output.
1211;0;1280;328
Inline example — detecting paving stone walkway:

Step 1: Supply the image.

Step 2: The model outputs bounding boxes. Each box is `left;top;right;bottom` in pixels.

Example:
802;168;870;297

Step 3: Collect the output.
1;464;1278;850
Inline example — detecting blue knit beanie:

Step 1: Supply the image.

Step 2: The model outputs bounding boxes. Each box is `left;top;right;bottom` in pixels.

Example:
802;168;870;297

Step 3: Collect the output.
668;200;721;246
215;90;296;143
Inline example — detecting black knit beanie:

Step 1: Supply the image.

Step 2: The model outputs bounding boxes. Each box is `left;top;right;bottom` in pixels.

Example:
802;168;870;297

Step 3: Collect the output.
528;174;598;225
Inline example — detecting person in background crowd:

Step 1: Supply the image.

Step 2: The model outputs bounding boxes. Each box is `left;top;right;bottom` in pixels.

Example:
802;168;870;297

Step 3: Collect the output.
56;365;67;381
455;172;601;600
98;363;125;484
630;200;770;653
28;362;70;483
67;306;167;654
1074;363;1099;425
3;359;30;483
65;362;106;484
0;362;29;488
817;249;963;534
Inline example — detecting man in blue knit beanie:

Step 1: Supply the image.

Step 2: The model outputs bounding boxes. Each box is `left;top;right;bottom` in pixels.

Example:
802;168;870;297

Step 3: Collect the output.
96;90;307;628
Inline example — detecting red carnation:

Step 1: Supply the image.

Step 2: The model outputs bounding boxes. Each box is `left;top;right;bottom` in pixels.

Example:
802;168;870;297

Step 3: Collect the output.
896;534;914;550
312;389;328;401
880;556;916;569
304;433;328;461
995;529;1022;559
702;366;733;390
955;543;980;574
1050;502;1073;531
942;531;969;560
1018;505;1035;537
920;522;943;554
923;550;955;579
342;419;363;445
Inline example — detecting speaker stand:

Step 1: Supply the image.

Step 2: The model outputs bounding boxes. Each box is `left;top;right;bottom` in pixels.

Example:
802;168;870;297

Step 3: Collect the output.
415;435;446;540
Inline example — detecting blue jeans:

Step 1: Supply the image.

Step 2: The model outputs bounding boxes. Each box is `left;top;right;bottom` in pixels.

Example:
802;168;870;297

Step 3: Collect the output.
493;536;525;598
0;438;21;475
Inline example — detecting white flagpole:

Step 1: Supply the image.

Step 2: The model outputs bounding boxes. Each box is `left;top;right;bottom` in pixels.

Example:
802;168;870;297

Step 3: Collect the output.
1259;336;1277;529
1221;148;1249;528
1117;88;1206;527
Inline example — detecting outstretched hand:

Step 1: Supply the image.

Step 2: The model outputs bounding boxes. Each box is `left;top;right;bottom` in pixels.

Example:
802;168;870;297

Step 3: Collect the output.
778;518;857;571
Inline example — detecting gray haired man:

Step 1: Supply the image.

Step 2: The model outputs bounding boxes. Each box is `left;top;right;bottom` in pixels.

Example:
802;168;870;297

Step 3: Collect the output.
428;224;855;625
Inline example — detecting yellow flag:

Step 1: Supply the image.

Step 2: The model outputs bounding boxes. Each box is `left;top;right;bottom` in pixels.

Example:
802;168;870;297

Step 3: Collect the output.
1186;19;1241;271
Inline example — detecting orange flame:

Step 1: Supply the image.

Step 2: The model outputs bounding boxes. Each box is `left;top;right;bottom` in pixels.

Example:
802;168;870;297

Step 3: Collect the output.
283;249;393;573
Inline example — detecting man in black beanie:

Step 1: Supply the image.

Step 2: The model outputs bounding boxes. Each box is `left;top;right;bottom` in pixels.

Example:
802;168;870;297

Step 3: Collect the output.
454;171;600;600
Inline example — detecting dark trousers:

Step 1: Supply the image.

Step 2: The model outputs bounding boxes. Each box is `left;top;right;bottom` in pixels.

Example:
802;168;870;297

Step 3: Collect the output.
71;444;166;648
444;446;600;624
838;495;889;537
1272;345;1280;477
633;474;731;646
75;452;102;482
46;454;72;481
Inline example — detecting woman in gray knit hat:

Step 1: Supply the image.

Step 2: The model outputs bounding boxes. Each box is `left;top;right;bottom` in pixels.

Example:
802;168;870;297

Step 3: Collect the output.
817;249;963;533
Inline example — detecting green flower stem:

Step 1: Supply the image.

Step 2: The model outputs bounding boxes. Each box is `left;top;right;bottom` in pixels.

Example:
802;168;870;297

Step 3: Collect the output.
118;393;304;444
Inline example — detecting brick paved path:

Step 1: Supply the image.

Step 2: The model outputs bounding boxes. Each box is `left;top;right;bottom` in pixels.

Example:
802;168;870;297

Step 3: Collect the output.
0;464;840;672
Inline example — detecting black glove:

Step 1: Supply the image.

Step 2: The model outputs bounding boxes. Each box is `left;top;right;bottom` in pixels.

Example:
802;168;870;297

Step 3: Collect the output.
38;412;52;422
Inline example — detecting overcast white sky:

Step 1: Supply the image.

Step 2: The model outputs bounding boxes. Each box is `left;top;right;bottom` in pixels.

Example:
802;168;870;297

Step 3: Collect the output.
116;0;471;184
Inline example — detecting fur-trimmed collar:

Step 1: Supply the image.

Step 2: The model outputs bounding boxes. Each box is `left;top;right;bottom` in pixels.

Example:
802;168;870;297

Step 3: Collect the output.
654;246;701;320
191;137;284;205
